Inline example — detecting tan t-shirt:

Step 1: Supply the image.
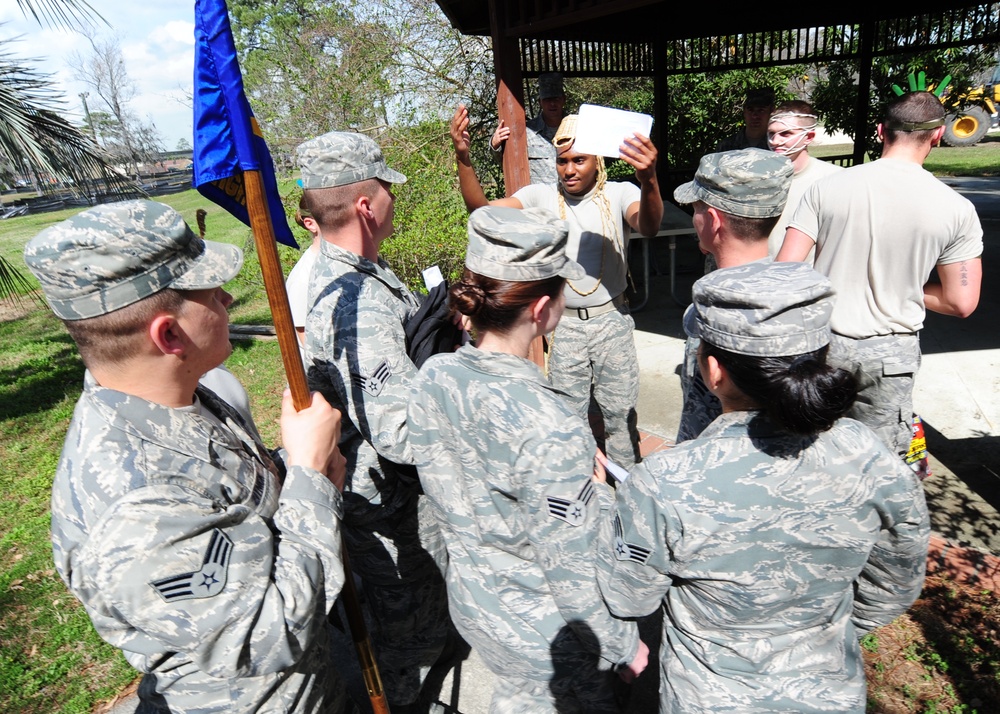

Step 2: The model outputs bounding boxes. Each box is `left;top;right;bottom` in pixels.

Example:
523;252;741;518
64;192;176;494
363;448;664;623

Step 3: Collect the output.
515;181;640;308
767;155;842;259
789;158;983;338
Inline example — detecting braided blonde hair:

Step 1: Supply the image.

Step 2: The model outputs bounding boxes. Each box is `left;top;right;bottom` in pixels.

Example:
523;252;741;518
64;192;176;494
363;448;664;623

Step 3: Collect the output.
552;115;619;296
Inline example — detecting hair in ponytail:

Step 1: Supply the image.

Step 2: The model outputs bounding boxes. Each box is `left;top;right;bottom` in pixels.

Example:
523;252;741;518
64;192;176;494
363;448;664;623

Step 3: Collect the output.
700;341;857;435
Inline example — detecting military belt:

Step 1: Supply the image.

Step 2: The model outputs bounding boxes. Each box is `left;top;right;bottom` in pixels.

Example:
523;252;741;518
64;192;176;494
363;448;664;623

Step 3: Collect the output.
564;293;627;321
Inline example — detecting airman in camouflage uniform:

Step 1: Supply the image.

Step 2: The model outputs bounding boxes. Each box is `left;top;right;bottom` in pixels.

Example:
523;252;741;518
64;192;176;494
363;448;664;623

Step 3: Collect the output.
715;87;775;152
673;148;792;443
598;261;930;713
26;200;351;713
299;132;450;709
408;206;643;712
489;72;565;186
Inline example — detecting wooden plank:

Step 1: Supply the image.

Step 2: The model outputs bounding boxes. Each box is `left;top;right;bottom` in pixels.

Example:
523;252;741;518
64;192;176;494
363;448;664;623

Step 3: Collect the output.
490;0;531;194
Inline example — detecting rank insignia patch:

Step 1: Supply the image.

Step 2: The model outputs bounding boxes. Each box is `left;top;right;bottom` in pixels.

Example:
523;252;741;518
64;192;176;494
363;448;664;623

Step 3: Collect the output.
546;480;596;527
612;514;651;564
353;359;392;397
151;529;233;602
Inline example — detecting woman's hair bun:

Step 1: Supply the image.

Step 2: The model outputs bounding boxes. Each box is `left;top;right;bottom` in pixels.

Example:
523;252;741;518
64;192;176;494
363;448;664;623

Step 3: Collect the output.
450;280;487;317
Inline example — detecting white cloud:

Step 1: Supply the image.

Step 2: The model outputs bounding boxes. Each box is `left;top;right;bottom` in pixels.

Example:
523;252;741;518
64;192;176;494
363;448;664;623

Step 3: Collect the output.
122;39;192;91
158;20;195;46
4;1;199;147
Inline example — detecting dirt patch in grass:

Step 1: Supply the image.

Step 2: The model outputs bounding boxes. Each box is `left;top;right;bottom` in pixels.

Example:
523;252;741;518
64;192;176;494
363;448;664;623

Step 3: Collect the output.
865;574;1000;713
93;678;141;714
0;295;38;323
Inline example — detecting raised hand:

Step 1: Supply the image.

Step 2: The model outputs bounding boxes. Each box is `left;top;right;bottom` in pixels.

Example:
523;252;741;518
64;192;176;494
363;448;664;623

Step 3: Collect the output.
619;133;658;184
451;104;473;161
490;119;511;151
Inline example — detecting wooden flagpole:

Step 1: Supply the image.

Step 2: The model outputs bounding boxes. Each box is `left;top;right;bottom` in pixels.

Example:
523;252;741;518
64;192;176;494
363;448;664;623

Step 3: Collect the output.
243;168;391;714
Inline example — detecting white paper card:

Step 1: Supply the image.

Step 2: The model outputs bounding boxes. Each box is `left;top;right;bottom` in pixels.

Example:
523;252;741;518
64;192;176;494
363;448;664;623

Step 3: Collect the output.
422;265;444;290
573;104;653;158
604;458;630;483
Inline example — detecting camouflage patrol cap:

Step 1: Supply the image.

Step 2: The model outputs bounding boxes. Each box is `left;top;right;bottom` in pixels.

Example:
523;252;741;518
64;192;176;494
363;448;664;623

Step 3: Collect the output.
465;206;584;282
537;72;565;100
296;131;407;189
673;148;792;218
683;261;834;356
24;200;243;321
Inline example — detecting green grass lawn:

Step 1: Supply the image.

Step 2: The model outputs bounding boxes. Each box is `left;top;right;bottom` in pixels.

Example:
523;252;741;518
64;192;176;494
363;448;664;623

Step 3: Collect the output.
0;307;136;712
811;131;1000;175
925;132;1000;176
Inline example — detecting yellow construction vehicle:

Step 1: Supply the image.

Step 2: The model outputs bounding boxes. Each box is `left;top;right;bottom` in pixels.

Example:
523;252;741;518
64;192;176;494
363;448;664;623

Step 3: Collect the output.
942;63;1000;147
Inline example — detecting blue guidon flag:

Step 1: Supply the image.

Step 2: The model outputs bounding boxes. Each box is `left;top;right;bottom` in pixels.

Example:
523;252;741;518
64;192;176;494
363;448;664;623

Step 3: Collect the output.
192;0;296;248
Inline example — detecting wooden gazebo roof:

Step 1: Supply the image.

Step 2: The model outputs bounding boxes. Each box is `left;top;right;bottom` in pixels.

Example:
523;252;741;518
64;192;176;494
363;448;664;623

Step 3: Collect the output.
437;1;996;44
435;0;1000;191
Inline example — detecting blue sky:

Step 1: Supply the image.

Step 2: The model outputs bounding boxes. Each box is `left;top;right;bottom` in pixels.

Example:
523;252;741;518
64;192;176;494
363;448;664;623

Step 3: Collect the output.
2;0;196;149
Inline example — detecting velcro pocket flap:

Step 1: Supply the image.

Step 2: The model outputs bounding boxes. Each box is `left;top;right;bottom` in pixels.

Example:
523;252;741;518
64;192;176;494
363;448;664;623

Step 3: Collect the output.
882;356;919;377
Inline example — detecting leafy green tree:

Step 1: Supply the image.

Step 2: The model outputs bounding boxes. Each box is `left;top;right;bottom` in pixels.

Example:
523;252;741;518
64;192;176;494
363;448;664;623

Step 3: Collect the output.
227;0;494;160
662;67;806;168
378;120;470;290
811;44;998;159
225;0;496;279
229;0;393;155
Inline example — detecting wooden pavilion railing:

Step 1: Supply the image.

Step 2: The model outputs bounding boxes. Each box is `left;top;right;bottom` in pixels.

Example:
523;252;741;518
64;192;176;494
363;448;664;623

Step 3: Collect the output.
516;2;999;79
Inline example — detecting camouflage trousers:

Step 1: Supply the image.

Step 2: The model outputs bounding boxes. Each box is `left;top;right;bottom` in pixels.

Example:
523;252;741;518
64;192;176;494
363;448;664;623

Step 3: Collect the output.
488;628;620;714
828;332;921;457
548;303;641;468
342;495;451;707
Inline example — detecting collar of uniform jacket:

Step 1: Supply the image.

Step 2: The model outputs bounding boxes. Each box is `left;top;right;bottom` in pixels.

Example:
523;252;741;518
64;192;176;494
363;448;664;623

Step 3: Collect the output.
81;371;273;470
450;343;578;401
318;240;407;293
696;409;796;443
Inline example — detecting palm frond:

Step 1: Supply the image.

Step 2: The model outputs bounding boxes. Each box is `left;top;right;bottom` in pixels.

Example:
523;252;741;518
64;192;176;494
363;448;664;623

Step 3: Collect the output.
0;255;43;309
0;41;141;195
15;0;106;32
0;38;142;301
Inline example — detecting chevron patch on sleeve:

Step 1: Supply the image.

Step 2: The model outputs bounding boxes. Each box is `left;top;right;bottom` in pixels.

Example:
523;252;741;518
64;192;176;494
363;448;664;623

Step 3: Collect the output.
353;358;392;397
150;529;233;602
546;480;596;527
612;514;651;564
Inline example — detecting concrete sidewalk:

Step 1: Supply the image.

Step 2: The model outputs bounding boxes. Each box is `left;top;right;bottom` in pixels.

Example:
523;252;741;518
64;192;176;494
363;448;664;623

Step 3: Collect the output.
106;177;1000;714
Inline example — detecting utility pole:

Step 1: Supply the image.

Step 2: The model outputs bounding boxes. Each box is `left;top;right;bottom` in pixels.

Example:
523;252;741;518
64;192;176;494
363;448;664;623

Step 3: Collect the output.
79;92;97;143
